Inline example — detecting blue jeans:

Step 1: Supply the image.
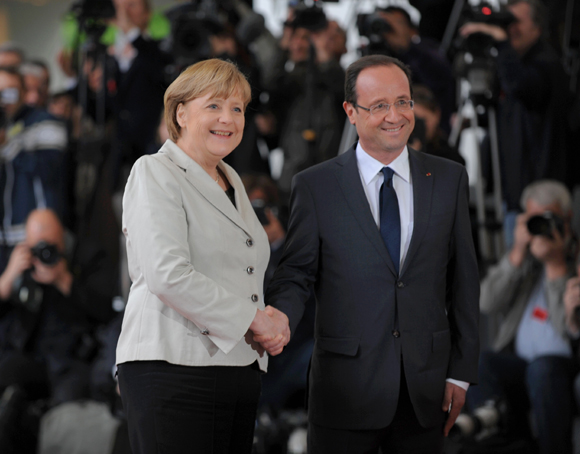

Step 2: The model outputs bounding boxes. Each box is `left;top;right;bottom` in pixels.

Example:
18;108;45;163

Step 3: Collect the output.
468;351;578;454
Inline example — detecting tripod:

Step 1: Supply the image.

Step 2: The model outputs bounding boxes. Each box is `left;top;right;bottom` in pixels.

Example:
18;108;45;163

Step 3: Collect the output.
449;76;504;265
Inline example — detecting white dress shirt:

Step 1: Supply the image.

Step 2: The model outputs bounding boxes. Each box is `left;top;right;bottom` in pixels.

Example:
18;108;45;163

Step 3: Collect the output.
356;143;469;392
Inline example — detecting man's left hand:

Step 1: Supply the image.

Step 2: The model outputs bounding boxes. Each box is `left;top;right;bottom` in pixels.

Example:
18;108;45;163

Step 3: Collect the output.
442;382;467;437
459;22;508;42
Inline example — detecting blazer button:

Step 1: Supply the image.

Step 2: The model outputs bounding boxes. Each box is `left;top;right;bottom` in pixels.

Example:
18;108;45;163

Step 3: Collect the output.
392;330;400;338
247;266;255;275
397;281;404;288
246;238;254;247
201;329;209;335
251;294;259;303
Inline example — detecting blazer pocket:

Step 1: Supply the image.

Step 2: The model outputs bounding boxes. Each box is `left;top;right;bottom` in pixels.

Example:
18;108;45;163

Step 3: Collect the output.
316;336;360;356
432;329;451;353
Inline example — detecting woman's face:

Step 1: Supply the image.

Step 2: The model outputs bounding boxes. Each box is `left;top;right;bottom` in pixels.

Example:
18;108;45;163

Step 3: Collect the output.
176;90;245;162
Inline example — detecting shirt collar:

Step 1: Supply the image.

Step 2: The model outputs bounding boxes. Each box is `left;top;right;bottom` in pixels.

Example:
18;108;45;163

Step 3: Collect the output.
356;142;410;185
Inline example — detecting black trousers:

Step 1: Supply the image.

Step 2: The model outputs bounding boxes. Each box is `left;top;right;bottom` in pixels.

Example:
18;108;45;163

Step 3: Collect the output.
308;368;445;454
117;360;261;454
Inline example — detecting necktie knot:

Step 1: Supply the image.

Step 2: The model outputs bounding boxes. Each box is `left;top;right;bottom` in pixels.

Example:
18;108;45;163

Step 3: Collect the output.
381;167;395;187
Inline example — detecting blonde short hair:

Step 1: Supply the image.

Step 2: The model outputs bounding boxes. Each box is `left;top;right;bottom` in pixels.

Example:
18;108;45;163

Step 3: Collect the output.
164;59;252;142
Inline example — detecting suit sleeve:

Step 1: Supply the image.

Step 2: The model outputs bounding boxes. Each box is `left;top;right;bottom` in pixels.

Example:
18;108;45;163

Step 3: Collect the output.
447;167;480;384
266;173;320;335
123;157;257;354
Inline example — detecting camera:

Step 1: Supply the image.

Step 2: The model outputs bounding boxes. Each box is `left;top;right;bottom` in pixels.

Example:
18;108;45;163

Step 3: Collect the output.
9;242;61;313
356;13;393;56
30;241;61;266
526;212;565;239
450;399;509;442
70;0;115;21
451;2;515;103
290;4;328;32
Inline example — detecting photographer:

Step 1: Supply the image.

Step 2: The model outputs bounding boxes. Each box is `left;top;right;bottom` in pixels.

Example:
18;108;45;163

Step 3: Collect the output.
0;209;116;452
0;66;67;271
470;180;579;454
373;5;455;134
265;4;345;199
459;0;573;248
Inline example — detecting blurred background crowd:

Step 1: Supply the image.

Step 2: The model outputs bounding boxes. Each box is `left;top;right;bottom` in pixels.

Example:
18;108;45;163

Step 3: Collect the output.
0;0;579;452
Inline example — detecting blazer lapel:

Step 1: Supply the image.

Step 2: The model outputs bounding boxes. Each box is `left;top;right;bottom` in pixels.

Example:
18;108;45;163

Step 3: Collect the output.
334;147;397;275
400;148;433;276
159;141;252;237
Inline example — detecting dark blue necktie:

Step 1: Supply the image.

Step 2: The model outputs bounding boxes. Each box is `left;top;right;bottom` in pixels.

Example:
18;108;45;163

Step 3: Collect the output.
380;167;400;274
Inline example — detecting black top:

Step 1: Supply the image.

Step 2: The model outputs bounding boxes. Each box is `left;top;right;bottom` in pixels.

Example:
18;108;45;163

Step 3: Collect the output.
225;185;236;208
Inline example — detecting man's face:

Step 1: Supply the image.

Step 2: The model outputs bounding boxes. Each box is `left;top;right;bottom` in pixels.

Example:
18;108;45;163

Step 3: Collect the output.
0;71;24;119
327;21;347;60
289;27;311;63
507;2;541;55
378;10;414;53
24;73;49;108
344;65;415;163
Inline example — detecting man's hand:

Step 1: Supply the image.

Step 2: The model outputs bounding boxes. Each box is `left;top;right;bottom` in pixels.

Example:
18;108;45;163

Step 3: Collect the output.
0;243;32;300
509;213;532;267
250;306;290;356
310;27;333;64
442;382;467;437
564;275;580;335
459;22;508;42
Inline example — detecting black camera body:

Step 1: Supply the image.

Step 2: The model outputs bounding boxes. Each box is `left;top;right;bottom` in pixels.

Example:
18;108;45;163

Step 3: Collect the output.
356;13;393;56
10;242;61;313
451;3;515;104
291;4;328;32
526;211;565;239
30;241;61;266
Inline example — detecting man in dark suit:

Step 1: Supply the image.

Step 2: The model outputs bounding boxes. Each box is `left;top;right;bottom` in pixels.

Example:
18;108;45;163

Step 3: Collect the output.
264;55;480;453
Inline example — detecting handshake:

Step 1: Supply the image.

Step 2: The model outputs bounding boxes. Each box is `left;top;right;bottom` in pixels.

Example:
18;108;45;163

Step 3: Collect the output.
250;306;291;356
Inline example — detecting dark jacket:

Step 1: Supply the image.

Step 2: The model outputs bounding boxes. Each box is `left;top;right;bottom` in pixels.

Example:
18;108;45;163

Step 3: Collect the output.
496;39;573;210
266;146;480;430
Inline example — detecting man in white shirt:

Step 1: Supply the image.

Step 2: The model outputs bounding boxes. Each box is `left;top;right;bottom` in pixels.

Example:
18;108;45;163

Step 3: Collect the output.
265;54;479;454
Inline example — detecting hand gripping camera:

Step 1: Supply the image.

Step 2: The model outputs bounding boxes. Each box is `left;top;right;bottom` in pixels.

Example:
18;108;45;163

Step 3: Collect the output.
11;242;62;313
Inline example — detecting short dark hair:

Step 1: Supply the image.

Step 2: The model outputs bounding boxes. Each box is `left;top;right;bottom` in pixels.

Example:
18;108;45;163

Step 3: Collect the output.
507;0;547;32
0;66;25;90
344;55;413;106
379;7;415;29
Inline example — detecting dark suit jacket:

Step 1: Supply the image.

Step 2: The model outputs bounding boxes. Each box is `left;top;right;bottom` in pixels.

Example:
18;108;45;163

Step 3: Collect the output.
266;145;480;430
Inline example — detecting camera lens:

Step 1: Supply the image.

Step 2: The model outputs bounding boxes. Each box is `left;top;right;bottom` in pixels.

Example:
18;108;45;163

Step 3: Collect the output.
30;241;61;266
527;215;552;237
526;212;564;238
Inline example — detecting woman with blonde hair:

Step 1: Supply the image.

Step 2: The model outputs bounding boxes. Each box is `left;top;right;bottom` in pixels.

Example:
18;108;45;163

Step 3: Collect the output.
116;58;289;454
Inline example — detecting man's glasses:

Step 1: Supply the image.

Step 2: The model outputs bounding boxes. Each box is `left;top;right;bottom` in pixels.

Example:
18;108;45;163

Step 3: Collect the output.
354;99;414;116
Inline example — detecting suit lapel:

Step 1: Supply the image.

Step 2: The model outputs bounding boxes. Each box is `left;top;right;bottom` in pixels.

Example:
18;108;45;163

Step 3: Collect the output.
159;141;252;237
334;147;397;275
400;149;433;277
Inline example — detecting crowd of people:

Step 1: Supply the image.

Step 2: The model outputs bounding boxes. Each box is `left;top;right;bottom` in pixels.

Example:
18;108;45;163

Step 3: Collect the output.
0;0;579;452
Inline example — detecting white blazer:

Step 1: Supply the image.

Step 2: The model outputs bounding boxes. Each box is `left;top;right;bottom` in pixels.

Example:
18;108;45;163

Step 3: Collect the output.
116;140;270;371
